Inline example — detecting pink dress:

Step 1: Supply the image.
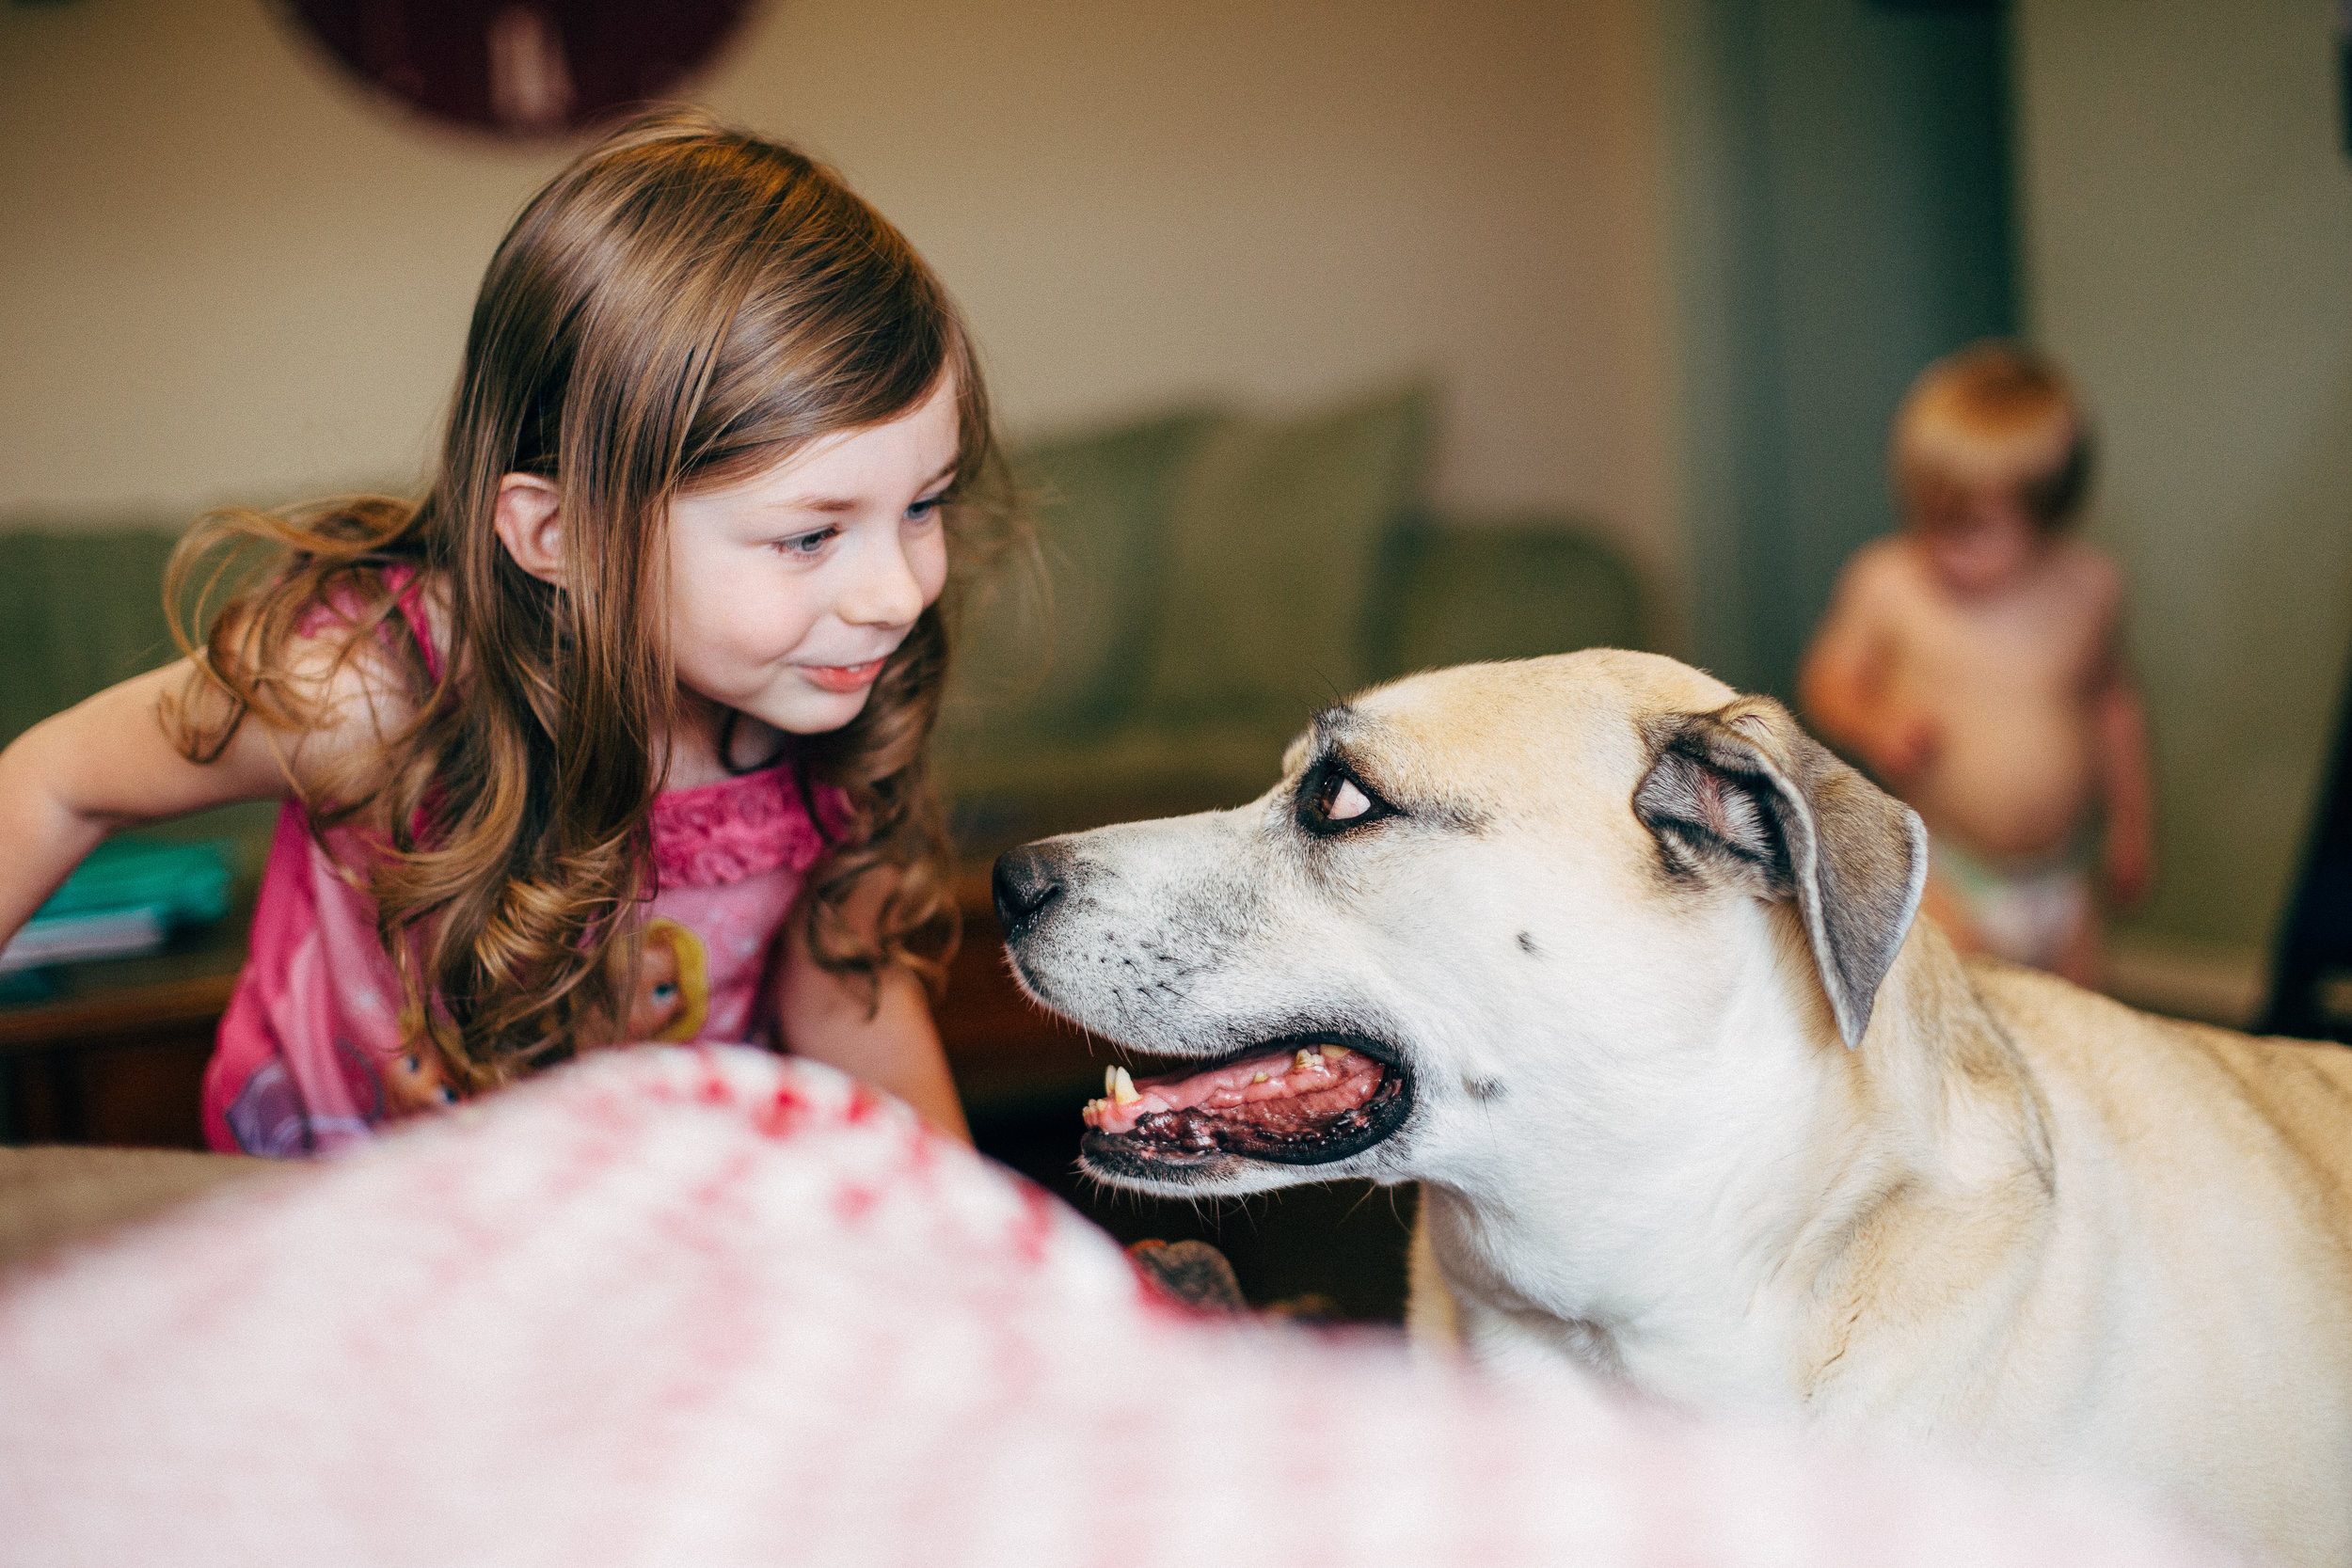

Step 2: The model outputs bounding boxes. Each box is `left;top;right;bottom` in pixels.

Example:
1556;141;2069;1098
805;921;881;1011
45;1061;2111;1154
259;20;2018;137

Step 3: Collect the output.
199;575;841;1157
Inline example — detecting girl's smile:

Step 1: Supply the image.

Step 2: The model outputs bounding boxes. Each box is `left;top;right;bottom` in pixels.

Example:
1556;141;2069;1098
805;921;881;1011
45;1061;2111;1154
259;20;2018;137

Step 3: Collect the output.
797;658;889;694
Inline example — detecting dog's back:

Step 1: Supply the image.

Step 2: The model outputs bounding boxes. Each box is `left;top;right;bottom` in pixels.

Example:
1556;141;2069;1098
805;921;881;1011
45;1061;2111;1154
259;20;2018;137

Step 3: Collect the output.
1969;961;2352;1563
1975;959;2352;1259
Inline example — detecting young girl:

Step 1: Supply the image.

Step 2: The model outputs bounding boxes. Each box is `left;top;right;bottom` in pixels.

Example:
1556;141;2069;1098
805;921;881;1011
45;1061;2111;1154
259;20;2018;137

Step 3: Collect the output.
0;109;1015;1154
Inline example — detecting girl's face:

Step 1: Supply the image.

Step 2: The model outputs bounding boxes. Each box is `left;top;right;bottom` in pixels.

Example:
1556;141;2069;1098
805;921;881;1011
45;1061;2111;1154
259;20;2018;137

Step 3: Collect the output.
665;377;958;737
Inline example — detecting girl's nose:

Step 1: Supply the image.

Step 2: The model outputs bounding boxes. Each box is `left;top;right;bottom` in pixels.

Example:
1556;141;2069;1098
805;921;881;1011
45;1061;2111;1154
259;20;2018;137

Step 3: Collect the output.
837;532;926;628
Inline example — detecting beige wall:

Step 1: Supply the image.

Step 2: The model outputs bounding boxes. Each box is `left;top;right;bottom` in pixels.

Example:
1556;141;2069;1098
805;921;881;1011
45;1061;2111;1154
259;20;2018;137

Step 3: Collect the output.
0;0;1679;601
2013;0;2352;956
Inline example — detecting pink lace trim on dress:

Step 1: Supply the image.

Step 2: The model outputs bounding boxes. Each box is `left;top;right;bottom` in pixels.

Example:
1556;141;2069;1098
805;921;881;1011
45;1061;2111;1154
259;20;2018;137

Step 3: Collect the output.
649;767;847;890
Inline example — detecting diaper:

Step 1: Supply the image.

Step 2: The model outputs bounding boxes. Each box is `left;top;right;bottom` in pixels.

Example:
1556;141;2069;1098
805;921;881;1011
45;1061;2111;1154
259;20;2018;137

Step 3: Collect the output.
1928;832;2092;971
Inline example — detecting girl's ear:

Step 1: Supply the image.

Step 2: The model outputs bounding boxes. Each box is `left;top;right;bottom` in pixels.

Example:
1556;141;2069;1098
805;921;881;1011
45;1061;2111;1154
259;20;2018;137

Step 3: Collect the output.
492;474;565;585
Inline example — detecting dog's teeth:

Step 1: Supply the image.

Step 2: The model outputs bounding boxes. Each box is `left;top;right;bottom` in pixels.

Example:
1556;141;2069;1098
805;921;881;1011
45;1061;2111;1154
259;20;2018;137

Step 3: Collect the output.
1104;1067;1118;1098
1113;1067;1141;1105
1295;1049;1315;1073
1251;1072;1268;1085
1321;1043;1346;1059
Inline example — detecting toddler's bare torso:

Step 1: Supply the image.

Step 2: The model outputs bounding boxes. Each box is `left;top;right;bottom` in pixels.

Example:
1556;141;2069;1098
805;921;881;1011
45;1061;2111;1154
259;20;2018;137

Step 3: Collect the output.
1855;536;2120;862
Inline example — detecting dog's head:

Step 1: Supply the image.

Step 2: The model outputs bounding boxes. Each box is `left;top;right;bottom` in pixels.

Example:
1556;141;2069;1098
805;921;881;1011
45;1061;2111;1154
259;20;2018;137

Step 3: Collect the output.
994;651;1927;1198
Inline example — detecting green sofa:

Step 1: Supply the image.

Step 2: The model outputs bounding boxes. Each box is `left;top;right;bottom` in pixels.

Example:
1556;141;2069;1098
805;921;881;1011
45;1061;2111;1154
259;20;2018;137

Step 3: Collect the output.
0;381;1649;864
937;382;1649;846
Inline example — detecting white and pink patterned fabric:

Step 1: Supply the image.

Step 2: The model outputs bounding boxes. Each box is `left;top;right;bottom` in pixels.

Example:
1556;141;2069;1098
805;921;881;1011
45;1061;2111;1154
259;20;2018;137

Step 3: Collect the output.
3;1047;2246;1568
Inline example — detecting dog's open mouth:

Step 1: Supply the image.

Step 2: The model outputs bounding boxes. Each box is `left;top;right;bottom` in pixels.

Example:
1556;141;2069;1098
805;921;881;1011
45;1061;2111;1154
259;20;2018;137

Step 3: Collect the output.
1078;1034;1409;1172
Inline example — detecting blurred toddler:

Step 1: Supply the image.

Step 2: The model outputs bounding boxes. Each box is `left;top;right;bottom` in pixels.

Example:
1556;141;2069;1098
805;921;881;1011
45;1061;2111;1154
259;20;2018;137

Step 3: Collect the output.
1801;341;2153;987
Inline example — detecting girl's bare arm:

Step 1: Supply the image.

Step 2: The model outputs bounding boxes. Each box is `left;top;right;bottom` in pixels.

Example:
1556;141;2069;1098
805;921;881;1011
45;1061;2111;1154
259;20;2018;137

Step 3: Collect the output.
0;641;399;952
771;881;970;1144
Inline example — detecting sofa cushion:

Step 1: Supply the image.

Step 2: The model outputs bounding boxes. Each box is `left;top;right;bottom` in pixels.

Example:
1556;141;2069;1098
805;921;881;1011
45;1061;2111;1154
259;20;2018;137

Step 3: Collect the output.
0;527;186;751
1140;382;1433;731
1366;514;1647;681
946;406;1229;742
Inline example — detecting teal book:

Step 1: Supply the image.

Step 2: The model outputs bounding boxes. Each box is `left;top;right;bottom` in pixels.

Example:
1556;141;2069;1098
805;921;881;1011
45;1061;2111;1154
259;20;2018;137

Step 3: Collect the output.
0;838;236;974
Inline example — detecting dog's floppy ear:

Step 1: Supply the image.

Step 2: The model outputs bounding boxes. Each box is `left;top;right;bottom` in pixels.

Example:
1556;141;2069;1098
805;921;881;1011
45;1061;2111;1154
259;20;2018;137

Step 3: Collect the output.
1632;697;1928;1047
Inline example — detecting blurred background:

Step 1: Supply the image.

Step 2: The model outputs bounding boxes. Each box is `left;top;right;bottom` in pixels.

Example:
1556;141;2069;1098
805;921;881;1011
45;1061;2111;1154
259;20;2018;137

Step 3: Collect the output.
4;0;2350;1311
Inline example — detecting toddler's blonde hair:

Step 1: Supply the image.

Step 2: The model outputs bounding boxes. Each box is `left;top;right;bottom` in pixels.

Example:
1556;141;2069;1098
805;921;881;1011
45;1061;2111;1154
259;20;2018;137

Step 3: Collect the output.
1891;341;2092;531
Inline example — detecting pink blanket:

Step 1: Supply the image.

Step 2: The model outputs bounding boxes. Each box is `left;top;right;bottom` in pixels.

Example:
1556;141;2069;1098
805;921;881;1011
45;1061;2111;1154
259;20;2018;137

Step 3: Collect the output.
0;1048;2244;1566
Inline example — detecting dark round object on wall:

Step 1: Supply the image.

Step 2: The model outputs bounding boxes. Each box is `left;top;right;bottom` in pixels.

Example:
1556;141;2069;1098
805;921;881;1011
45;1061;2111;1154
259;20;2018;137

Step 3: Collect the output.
278;1;757;138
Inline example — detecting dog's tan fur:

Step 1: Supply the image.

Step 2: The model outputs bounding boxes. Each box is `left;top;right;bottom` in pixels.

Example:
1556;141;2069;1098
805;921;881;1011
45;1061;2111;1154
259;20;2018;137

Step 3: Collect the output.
1009;652;2352;1566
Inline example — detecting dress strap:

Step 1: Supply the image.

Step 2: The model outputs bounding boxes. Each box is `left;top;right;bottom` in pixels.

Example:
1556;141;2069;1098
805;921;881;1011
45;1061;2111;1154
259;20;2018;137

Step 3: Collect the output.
375;562;444;686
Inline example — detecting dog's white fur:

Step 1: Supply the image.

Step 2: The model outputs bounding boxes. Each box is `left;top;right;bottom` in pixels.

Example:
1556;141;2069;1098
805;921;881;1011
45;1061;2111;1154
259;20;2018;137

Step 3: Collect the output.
1003;651;2352;1567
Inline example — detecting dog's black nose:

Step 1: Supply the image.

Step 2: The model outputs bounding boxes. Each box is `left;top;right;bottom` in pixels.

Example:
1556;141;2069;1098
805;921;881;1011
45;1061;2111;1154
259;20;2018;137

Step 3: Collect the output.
992;845;1065;944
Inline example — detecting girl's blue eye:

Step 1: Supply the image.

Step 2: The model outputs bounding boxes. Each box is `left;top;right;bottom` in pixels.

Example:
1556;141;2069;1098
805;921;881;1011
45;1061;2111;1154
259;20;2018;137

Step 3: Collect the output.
777;527;837;557
906;492;947;522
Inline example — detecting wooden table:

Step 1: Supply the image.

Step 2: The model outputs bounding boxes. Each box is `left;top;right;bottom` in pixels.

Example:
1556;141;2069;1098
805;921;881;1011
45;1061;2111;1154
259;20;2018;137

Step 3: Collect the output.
0;894;254;1148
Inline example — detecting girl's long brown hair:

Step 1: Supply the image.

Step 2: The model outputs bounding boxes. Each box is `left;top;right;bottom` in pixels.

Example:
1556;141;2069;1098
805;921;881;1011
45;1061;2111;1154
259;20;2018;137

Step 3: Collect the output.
166;108;1016;1089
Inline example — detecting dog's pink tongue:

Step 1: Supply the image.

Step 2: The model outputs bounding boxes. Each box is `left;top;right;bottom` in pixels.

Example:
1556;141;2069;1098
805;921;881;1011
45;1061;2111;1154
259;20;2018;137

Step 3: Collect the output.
1081;1045;1372;1136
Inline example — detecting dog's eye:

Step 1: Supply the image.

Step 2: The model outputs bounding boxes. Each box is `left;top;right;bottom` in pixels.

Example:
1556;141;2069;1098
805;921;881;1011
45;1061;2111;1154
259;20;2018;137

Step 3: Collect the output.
1302;763;1391;835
